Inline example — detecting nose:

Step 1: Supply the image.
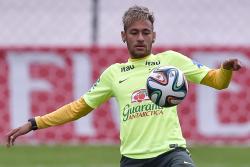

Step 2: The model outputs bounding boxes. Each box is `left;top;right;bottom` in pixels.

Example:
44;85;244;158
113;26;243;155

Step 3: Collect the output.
137;32;144;42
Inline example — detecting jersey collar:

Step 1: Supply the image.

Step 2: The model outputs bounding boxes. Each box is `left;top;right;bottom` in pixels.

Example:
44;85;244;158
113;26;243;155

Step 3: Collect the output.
128;54;153;63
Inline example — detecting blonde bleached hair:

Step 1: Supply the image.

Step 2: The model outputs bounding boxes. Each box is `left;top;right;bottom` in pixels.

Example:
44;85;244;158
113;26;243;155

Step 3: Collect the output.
122;5;155;31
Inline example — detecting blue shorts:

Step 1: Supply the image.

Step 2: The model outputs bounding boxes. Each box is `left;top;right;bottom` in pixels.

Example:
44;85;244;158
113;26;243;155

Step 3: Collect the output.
120;147;195;167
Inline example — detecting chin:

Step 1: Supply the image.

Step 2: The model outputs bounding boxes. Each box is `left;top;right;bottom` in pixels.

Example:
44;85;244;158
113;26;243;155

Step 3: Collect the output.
131;51;149;58
132;54;147;58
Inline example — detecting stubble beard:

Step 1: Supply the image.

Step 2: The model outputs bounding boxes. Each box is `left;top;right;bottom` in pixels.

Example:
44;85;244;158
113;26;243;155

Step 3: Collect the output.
129;45;152;59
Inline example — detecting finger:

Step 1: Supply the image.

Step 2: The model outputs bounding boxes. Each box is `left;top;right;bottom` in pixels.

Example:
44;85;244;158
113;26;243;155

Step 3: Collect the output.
6;128;19;137
6;128;19;147
6;141;10;148
233;64;239;70
233;60;242;70
222;59;235;70
10;135;15;146
10;131;21;146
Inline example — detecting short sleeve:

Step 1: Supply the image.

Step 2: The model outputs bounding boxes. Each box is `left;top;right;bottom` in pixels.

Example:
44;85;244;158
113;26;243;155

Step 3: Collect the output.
161;51;211;84
83;67;113;109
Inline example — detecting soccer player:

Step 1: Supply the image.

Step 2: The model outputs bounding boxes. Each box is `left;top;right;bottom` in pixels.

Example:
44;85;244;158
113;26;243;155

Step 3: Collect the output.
6;5;242;167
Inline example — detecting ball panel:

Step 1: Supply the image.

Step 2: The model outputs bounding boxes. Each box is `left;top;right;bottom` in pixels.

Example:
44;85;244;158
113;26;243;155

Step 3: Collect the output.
151;93;160;104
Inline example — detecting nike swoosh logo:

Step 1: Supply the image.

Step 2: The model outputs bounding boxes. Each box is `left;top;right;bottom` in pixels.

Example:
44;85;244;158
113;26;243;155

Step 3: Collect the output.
184;161;193;165
119;78;128;84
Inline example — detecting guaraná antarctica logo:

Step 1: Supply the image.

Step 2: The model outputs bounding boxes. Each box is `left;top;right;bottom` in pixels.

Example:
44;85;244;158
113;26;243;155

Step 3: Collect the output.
123;89;164;121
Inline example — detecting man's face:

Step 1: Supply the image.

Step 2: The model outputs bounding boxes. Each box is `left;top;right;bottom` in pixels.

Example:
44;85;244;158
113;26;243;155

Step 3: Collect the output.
121;20;156;59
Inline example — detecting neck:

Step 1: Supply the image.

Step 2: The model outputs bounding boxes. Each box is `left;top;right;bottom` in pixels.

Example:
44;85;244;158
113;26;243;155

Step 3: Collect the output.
130;54;151;59
129;54;151;62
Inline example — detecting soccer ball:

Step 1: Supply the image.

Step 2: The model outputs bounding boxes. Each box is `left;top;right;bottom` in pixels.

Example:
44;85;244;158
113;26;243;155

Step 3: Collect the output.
146;66;188;107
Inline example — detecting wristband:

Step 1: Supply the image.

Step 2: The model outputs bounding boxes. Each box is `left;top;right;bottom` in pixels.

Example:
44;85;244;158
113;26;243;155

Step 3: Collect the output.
28;118;38;130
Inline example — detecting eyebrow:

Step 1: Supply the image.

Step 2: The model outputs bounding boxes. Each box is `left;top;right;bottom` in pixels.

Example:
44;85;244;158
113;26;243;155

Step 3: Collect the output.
129;28;152;32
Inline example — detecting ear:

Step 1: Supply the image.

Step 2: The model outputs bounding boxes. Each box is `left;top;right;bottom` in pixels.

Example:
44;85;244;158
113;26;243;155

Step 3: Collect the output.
152;31;156;43
121;31;126;43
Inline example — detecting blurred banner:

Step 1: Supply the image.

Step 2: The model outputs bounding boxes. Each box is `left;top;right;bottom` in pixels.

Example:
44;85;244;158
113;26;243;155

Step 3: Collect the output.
0;47;250;144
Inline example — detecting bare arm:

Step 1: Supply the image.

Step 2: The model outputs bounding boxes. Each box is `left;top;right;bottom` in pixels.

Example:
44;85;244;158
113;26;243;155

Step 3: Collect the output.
5;97;93;147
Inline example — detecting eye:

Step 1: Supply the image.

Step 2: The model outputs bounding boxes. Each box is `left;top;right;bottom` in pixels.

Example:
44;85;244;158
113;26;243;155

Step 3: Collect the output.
143;31;151;35
130;31;138;35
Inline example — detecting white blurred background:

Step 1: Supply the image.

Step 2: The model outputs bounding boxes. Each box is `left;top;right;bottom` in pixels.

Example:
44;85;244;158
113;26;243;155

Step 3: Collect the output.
0;0;249;47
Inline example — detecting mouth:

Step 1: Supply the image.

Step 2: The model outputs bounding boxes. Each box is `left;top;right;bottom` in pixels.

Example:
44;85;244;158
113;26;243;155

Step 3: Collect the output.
135;45;146;50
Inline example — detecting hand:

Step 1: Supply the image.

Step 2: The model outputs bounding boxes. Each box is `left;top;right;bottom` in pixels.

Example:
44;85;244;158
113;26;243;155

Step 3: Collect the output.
5;122;32;147
222;59;242;71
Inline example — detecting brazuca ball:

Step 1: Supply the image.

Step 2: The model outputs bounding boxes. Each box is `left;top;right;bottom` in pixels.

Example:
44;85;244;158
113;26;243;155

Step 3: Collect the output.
146;66;188;107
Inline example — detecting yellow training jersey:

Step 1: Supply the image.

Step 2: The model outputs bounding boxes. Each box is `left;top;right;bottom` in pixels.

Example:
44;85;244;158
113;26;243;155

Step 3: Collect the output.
83;50;210;159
